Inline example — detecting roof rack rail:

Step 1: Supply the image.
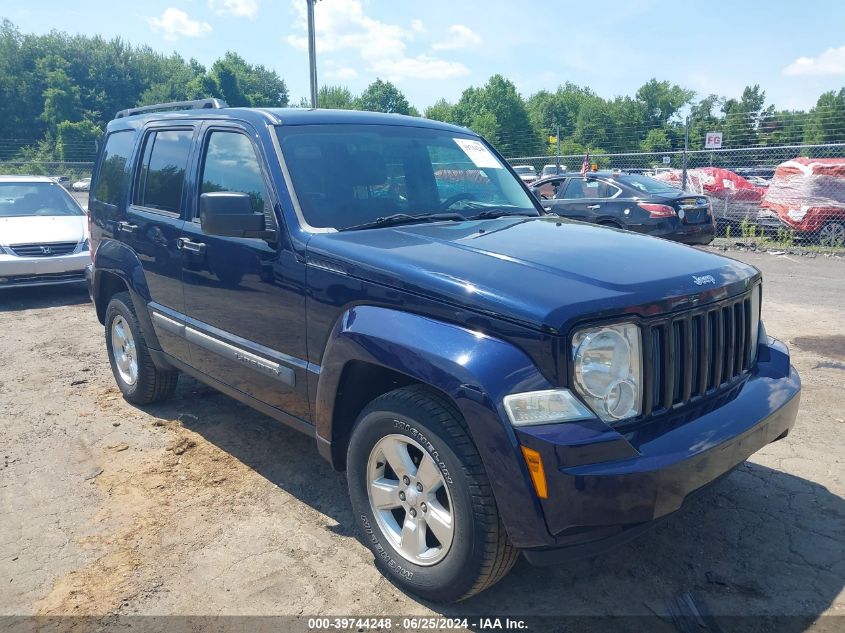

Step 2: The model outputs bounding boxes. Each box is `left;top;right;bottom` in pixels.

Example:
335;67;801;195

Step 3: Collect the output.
115;98;229;119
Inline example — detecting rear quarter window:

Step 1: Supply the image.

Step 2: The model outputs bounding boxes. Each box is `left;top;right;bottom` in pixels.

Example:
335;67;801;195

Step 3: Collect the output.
92;130;135;207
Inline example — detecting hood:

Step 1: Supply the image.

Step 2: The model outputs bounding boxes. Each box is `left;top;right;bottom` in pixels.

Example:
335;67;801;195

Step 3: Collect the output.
307;218;759;333
0;215;87;246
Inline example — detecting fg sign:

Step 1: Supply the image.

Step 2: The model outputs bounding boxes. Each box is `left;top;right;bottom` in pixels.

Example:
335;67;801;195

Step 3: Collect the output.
705;132;723;149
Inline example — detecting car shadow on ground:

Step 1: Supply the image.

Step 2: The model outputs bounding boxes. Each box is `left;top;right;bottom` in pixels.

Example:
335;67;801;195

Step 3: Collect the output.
144;379;843;631
0;284;90;311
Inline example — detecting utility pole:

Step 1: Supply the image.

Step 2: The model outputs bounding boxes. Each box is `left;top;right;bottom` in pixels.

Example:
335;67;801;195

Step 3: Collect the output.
681;116;690;191
307;0;318;108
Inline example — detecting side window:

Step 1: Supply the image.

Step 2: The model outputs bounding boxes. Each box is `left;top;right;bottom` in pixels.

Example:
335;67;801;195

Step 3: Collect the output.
198;131;273;225
533;178;564;200
563;178;588;199
133;129;193;213
93;131;135;206
563;178;619;199
594;181;621;198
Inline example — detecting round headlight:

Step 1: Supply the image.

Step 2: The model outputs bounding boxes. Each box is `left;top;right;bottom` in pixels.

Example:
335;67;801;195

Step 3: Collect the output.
574;328;632;398
572;323;642;423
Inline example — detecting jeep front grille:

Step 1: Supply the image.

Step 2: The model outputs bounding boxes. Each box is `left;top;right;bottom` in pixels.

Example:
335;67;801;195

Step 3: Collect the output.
9;242;78;257
642;289;758;416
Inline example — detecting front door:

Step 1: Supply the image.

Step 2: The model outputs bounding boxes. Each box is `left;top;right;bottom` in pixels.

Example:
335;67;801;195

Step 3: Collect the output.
179;124;310;421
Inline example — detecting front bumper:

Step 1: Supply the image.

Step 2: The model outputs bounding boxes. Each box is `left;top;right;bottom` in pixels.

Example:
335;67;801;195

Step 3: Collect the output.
0;251;89;289
514;336;800;562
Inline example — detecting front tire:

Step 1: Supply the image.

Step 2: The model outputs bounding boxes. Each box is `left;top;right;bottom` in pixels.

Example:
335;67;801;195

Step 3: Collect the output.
105;291;178;405
347;386;518;602
818;220;845;247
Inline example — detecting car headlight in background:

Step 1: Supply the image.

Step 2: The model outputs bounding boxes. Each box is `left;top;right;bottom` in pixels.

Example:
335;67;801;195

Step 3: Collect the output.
503;389;594;427
572;322;642;423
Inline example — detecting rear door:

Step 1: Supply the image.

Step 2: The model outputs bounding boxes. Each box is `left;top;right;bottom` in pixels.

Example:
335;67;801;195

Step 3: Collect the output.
179;122;310;420
124;124;198;362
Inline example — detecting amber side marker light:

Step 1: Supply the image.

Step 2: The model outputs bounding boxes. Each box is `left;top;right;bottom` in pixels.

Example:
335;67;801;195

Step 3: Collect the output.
520;445;548;499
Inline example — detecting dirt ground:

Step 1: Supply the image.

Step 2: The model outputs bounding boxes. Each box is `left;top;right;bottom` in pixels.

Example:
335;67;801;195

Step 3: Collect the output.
1;249;843;632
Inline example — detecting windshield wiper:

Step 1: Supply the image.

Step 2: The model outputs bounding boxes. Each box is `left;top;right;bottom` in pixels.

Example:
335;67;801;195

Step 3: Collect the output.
340;212;465;232
466;207;539;220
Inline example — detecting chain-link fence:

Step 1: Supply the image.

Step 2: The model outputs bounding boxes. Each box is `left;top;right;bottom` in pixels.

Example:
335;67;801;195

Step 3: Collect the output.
3;140;845;251
0;160;94;182
506;143;845;251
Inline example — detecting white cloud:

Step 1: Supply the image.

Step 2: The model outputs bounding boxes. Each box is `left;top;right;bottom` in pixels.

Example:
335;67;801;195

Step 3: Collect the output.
148;8;212;40
784;46;845;76
286;0;470;81
208;0;259;19
431;24;481;51
325;65;358;80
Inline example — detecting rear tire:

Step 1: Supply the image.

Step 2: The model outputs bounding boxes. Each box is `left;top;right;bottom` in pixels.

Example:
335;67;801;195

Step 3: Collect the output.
347;385;518;602
105;291;178;405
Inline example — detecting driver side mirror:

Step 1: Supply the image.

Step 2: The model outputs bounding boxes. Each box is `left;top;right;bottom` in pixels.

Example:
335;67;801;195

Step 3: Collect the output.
200;192;273;239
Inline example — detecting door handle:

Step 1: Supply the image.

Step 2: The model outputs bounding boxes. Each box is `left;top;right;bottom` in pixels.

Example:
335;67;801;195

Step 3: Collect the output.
587;204;601;210
116;221;138;235
177;238;206;254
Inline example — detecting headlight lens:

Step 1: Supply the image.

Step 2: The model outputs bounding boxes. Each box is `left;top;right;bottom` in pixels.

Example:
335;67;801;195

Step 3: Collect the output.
503;389;594;427
572;322;642;423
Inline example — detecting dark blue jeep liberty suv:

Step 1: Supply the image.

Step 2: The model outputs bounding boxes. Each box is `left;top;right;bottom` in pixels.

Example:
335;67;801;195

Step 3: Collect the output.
87;100;801;602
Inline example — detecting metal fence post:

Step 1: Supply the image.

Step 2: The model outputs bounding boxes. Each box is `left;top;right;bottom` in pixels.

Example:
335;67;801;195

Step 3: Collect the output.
681;115;689;191
555;124;561;173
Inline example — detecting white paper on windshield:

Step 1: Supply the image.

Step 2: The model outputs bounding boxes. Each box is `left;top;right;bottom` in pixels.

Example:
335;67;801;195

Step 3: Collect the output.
453;138;502;169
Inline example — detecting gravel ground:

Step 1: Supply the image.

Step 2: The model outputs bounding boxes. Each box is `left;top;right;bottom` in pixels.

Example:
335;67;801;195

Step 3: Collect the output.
0;249;843;632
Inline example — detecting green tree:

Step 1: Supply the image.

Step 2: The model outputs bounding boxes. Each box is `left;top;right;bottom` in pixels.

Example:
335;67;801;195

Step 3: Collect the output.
355;78;411;114
640;128;671;153
688;94;723;150
56;119;101;162
39;57;84;128
318;85;355;109
424;98;454;122
635;79;694;128
803;88;845;144
573;98;612;151
722;85;769;147
452;75;540;156
211;52;288;107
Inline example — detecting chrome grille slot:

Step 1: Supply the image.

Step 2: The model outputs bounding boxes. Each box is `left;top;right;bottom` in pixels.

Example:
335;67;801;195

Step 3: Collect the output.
9;242;78;257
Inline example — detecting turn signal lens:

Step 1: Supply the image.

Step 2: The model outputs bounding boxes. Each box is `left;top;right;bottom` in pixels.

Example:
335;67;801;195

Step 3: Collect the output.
638;203;676;218
520;446;548;499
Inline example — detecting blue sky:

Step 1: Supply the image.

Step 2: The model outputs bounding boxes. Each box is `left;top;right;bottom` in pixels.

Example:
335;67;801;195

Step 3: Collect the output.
5;0;845;112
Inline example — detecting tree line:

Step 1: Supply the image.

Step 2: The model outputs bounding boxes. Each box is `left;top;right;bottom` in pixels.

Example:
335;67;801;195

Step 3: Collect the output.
2;19;845;169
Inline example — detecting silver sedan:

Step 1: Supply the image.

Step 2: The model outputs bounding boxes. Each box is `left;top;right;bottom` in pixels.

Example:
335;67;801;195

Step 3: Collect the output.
0;175;90;289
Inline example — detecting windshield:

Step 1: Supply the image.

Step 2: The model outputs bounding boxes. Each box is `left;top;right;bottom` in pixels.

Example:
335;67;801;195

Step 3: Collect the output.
622;173;680;195
0;182;84;218
276;124;538;230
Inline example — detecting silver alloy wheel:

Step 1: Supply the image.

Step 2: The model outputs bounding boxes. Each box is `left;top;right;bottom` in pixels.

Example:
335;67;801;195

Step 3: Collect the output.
366;434;454;566
111;315;138;386
820;221;845;247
